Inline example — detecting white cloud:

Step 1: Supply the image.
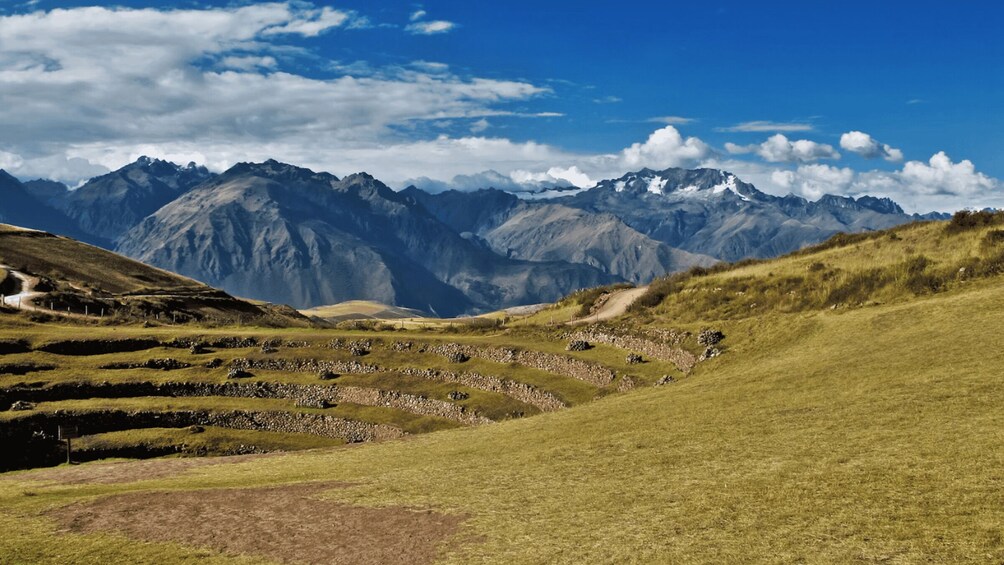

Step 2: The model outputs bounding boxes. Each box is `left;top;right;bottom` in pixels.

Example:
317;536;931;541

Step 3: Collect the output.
469;118;490;133
619;126;711;169
647;116;695;125
14;155;110;185
409;10;427;22
897;151;996;196
219;55;278;71
771;164;855;200
0;3;542;183
0;150;24;171
406;20;456;35
717;121;814;133
728;134;839;163
262;6;354;37
511;166;593;188
593;96;622;104
839;131;903;162
758;151;1002;212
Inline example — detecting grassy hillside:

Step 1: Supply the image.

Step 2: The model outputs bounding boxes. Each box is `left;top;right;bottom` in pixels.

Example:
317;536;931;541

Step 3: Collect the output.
1;216;1002;563
300;300;428;322
0;224;308;325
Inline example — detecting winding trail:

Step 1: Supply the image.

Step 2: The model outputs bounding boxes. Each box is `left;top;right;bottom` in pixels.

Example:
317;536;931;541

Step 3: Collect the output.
1;265;42;311
569;286;648;325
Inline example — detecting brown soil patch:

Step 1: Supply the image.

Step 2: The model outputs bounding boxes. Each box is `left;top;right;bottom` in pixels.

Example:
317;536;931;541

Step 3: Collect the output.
49;482;470;565
2;454;270;485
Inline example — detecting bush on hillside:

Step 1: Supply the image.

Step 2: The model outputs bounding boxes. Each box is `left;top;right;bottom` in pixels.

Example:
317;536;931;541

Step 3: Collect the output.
946;210;1004;234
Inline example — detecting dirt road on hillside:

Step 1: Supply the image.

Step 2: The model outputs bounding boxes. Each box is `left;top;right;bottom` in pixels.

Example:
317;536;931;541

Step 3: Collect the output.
569;286;648;325
1;266;43;311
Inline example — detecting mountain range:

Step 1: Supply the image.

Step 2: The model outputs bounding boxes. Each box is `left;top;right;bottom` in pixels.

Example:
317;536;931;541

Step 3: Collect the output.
0;157;946;314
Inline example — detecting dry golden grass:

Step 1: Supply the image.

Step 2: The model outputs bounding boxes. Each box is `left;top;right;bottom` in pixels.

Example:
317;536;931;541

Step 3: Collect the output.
2;219;1003;563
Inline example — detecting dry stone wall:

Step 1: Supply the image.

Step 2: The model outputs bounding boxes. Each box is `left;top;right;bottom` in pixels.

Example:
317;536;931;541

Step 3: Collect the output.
3;408;404;444
569;329;697;373
398;367;565;412
1;380;485;425
418;343;616;387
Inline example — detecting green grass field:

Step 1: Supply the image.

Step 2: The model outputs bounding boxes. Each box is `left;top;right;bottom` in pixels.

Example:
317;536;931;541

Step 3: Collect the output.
1;217;1002;563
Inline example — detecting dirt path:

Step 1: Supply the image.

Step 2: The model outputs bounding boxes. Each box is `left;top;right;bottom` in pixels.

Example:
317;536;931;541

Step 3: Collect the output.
569;286;648;325
50;482;471;565
0;265;43;311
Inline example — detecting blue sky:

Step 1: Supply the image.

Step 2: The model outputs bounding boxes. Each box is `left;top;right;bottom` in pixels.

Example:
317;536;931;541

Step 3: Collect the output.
0;0;1000;211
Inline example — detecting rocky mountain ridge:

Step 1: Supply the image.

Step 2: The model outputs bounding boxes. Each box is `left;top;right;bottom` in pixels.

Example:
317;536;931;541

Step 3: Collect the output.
0;159;943;314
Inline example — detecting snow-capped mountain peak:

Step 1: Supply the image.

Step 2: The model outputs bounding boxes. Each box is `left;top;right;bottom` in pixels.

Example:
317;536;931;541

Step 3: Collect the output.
595;167;760;202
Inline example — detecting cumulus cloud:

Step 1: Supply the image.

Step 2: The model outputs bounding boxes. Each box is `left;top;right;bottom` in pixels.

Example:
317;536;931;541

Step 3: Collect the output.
717;121;814;133
619;126;711;169
770;164;855;200
839;131;904;162
896;152;997;196
727;134;840;163
758;151;1002;212
406;20;456;35
409;10;427;22
511;166;593;188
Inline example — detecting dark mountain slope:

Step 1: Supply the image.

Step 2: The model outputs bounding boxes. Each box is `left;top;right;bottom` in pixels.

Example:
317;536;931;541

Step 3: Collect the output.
0;171;99;245
403;187;715;283
118;161;613;315
53;157;214;243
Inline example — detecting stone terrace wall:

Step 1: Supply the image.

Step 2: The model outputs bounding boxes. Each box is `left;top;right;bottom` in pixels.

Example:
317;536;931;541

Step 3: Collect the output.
1;381;487;425
569;329;697;373
3;408;404;443
398;367;566;412
410;342;616;387
230;356;563;413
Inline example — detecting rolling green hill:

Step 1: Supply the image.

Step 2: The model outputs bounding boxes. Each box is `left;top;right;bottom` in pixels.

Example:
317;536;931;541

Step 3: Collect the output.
1;214;1002;563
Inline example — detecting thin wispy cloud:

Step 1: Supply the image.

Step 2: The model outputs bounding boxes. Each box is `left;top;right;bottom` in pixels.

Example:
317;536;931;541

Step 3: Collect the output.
406;20;456;35
647;116;695;125
717;121;814;133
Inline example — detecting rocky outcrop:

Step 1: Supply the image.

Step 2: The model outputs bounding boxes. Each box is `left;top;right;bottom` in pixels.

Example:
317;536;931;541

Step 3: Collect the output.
698;329;725;347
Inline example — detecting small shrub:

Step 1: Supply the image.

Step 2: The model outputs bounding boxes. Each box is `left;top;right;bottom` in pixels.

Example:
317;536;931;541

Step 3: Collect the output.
946;210;1004;234
982;229;1004;249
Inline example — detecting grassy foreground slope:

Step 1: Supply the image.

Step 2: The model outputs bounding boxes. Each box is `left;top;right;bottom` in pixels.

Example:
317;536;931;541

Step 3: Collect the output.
2;219;1003;563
